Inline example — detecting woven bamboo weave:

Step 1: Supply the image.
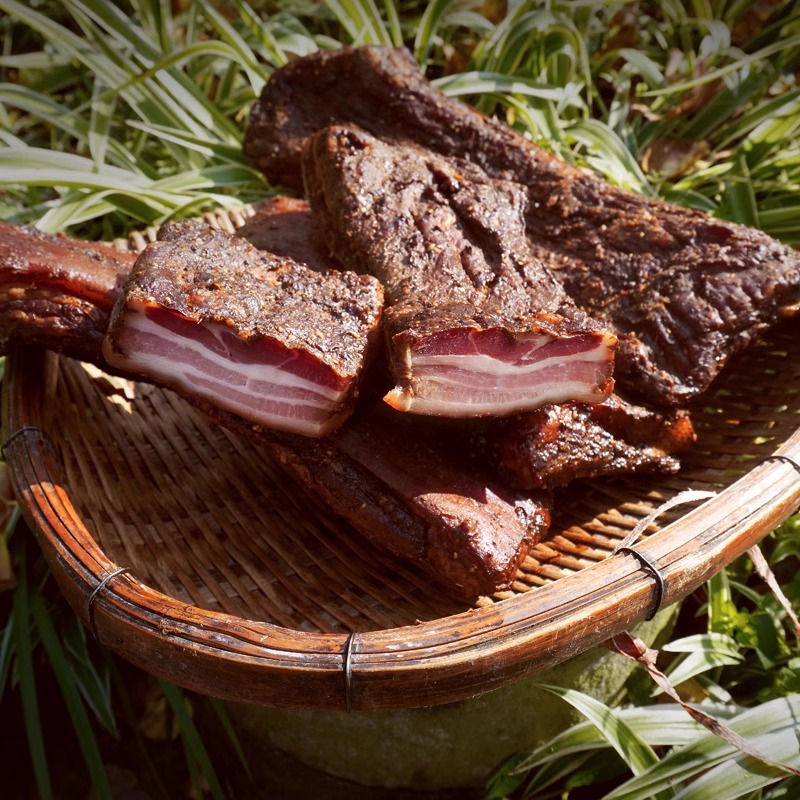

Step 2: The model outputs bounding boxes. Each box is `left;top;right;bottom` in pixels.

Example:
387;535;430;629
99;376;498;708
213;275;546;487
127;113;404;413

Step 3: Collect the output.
4;205;800;710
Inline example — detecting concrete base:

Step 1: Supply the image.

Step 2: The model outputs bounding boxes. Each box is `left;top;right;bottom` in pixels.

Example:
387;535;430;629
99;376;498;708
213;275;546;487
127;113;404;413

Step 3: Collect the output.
214;605;678;796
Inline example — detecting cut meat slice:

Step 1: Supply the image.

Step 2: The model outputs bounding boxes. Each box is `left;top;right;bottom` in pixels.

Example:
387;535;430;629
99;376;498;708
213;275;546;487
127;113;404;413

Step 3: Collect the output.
245;45;800;407
0;221;134;366
487;395;696;490
102;219;383;437
304;124;616;417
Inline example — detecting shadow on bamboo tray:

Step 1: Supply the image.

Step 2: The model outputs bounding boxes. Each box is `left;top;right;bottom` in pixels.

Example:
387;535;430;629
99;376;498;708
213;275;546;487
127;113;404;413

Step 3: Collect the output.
4;205;800;712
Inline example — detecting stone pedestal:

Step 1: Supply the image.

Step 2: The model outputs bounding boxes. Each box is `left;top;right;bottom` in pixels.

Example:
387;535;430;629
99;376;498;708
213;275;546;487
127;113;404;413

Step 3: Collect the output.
213;605;678;796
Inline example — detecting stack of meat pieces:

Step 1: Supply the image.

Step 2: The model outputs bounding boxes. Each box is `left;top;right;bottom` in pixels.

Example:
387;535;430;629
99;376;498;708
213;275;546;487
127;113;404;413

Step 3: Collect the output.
4;45;800;598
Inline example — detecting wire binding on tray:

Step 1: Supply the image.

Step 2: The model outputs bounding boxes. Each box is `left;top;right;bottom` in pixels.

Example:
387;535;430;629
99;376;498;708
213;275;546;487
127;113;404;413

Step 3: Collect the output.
342;631;359;713
615;547;666;621
1;425;45;458
765;453;800;475
87;566;131;639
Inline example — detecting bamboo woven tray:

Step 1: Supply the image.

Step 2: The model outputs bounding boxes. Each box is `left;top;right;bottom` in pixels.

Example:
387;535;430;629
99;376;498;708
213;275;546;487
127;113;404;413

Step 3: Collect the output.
4;205;800;711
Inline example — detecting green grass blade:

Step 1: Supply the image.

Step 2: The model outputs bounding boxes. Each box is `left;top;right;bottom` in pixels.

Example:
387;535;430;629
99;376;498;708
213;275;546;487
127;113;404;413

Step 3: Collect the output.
123;120;247;162
229;0;291;68
641;34;800;98
0;610;13;696
88;76;115;167
433;70;582;106
722;150;759;226
413;0;454;64
381;0;403;47
30;591;112;800
660;633;744;690
207;697;252;780
194;0;270;94
513;704;721;775
604;695;800;799
536;685;662;778
669;733;800;800
566;118;653;193
0;83;87;139
11;547;53;800
61;619;118;736
159;681;226;800
324;0;394;45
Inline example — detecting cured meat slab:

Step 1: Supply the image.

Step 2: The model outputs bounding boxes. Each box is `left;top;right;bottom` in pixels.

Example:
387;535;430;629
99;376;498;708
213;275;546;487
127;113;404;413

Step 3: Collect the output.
0;217;546;597
487;395;696;491
103;220;383;438
304;124;616;417
0;221;134;366
245;44;800;407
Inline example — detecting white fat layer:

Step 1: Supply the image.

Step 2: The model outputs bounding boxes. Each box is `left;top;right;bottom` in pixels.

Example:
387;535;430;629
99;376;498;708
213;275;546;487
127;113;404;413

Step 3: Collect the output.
410;343;610;378
384;342;613;416
104;310;346;436
388;381;609;417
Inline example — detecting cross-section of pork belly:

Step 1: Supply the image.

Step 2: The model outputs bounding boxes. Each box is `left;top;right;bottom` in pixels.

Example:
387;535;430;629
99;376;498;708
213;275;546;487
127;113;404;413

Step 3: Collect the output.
102;220;383;438
304;125;616;418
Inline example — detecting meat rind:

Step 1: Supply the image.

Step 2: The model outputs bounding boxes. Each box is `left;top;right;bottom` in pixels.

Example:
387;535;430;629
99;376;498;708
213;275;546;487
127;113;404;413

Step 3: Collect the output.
0;221;134;365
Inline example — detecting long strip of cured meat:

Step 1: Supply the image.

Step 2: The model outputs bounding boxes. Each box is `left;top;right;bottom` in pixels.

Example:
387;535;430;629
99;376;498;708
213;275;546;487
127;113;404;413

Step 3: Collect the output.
203;399;551;598
0;217;546;597
304;124;616;417
103;219;383;438
244;45;800;407
485;395;696;491
0;221;135;367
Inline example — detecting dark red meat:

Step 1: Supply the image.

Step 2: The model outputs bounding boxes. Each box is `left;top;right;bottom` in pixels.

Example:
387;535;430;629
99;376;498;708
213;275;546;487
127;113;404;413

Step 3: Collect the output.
0;221;134;366
244;45;800;406
304;124;616;417
487;395;696;490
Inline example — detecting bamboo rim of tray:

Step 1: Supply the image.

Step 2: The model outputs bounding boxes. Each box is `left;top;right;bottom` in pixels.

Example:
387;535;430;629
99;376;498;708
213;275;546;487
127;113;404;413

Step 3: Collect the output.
4;203;800;711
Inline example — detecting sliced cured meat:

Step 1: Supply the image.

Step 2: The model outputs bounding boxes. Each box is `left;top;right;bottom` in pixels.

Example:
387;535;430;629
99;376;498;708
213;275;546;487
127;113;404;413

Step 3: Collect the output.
304;125;615;417
245;44;800;407
102;219;383;437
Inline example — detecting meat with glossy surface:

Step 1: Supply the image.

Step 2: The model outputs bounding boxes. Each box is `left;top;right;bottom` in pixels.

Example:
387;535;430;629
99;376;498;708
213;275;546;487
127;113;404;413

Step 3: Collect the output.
0;221;134;365
304;125;616;417
237;196;338;272
235;402;552;597
103;219;383;437
488;395;696;490
245;45;800;406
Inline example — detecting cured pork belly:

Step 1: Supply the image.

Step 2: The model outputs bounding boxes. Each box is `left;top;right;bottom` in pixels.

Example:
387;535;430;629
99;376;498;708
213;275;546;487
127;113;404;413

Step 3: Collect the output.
236;195;339;273
245;45;800;407
103;220;383;438
224;402;552;598
0;221;134;366
304;125;616;417
0;216;544;597
487;395;696;491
